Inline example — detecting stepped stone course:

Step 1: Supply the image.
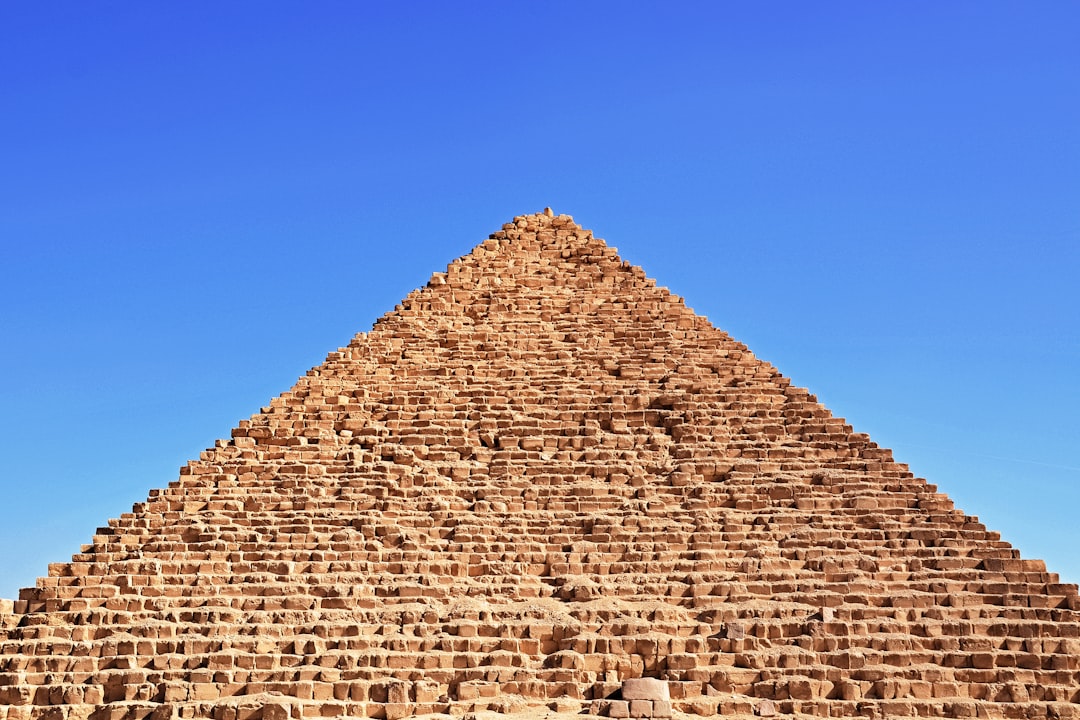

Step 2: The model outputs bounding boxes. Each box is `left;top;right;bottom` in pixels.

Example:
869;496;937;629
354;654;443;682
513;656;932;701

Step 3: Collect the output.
2;210;1078;720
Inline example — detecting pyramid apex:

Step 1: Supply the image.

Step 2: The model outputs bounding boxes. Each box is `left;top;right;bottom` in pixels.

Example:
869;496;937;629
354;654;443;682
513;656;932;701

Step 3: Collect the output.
495;210;589;245
509;208;574;223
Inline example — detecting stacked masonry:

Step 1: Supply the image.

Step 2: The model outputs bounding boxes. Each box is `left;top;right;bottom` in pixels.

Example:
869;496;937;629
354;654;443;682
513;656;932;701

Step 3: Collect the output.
601;678;673;718
1;211;1078;720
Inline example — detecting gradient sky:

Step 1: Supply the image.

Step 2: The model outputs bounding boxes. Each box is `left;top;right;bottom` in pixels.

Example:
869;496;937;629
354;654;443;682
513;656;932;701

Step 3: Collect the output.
1;3;1078;600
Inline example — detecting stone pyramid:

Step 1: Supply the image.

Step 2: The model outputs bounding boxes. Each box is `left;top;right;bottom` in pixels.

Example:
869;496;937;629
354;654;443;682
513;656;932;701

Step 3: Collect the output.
2;211;1078;720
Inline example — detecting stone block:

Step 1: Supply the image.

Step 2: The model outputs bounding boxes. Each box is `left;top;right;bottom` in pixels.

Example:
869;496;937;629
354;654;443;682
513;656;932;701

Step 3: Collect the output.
756;700;777;717
387;682;409;704
622;678;669;701
383;703;413;720
549;698;581;713
261;705;290;720
414;681;440;703
652;700;673;718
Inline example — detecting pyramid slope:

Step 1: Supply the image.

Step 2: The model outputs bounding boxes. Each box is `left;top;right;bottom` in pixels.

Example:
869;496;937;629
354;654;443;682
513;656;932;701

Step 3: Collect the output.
1;211;1078;720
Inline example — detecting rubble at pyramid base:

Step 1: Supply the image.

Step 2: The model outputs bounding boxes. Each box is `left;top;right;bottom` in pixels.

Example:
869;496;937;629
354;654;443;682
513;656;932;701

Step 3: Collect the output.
1;212;1077;719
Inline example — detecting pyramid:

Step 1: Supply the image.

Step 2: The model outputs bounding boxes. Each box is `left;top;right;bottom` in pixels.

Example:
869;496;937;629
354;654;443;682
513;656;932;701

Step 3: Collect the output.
2;211;1078;720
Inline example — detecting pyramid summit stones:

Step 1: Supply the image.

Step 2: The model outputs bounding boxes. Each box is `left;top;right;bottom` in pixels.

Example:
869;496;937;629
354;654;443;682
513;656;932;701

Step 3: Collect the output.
1;211;1078;720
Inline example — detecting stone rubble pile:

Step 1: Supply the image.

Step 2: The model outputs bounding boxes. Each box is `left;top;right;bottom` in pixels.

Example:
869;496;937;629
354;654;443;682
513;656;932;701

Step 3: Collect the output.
1;210;1077;720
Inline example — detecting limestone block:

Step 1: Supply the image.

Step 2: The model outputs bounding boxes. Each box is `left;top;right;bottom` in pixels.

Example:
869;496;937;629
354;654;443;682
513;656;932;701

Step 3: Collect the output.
383;703;413;720
550;698;581;713
622;677;670;702
386;682;409;704
261;705;291;720
414;680;440;703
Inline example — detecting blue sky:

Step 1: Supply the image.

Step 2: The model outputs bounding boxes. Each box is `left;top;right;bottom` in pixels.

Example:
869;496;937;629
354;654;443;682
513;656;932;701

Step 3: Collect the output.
1;3;1077;600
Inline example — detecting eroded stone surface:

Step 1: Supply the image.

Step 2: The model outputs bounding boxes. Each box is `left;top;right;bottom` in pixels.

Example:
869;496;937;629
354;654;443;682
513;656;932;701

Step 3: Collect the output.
622;679;669;702
1;211;1078;720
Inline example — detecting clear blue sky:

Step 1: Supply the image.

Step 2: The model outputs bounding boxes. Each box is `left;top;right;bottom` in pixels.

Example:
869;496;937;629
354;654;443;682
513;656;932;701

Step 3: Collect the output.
1;3;1077;600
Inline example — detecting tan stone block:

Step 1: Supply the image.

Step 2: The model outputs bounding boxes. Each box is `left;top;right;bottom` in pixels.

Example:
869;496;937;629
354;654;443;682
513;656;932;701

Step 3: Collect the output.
550;698;581;713
629;699;653;717
622;678;669;701
414;681;439;704
387;682;409;704
383;703;413;720
652;700;672;717
755;699;777;717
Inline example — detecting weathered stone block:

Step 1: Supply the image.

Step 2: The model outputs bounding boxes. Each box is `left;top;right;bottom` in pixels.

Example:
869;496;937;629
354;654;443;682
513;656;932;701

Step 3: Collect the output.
383;703;413;720
261;705;290;720
622;678;669;701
